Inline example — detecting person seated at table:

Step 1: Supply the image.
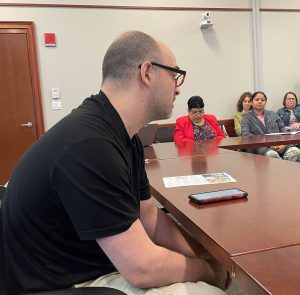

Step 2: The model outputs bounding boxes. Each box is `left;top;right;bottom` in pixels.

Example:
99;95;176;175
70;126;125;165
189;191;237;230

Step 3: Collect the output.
174;96;225;144
233;91;252;136
277;91;300;131
241;91;300;161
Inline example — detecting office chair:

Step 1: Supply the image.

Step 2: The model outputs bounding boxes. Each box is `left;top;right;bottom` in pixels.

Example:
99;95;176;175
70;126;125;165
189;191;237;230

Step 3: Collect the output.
155;125;175;143
0;186;126;295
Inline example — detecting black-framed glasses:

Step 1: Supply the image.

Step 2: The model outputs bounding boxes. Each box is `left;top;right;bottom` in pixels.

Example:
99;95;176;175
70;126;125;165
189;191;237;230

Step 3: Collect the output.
138;62;186;87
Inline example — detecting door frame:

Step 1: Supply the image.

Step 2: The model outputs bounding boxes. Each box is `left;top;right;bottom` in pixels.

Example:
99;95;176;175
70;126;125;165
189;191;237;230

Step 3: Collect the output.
0;21;44;137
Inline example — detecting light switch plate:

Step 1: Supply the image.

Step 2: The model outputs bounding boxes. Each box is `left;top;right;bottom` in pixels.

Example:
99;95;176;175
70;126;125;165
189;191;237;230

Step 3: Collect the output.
51;88;60;99
52;99;62;110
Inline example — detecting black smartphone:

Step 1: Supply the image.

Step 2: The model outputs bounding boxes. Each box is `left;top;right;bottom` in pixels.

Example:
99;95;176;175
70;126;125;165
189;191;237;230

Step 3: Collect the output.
188;188;248;204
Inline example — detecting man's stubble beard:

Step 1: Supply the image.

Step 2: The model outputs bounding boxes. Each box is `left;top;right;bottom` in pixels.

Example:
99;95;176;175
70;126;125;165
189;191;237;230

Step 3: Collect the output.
150;99;173;121
148;85;175;121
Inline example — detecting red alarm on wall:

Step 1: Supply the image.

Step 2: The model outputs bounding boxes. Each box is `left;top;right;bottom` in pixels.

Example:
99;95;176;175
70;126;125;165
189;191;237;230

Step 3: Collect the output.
44;33;56;47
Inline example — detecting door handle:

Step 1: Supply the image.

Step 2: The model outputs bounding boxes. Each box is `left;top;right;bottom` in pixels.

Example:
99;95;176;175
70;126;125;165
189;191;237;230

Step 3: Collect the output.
20;122;33;128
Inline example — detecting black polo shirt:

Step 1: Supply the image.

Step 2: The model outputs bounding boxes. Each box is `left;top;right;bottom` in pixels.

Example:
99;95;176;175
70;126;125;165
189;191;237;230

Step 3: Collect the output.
2;91;151;294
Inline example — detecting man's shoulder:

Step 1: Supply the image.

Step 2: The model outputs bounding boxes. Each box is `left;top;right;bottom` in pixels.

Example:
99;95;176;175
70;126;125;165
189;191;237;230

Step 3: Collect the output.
54;93;117;139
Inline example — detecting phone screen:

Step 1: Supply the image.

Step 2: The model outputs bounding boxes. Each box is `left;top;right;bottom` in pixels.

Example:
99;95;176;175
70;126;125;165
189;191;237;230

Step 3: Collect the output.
189;188;248;204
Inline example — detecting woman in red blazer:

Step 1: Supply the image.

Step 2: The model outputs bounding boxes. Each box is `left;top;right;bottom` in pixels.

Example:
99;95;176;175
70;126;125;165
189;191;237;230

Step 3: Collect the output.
174;96;226;144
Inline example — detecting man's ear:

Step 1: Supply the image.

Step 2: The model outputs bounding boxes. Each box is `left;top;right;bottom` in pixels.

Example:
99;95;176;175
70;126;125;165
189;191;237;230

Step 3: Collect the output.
139;62;152;87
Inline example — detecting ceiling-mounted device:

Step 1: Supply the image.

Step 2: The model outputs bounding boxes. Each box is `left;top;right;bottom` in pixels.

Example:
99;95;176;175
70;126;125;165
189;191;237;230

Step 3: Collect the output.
200;12;213;29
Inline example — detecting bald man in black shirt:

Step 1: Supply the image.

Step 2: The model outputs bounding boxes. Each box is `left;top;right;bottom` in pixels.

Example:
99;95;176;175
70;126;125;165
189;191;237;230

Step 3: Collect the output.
2;31;227;295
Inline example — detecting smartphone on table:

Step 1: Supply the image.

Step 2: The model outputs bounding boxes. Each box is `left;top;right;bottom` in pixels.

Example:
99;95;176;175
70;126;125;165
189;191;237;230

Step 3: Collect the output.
188;188;248;204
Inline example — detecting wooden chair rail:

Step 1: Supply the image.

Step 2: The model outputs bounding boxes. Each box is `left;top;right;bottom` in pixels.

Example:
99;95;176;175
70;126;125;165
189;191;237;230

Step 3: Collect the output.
218;119;236;137
155;119;236;142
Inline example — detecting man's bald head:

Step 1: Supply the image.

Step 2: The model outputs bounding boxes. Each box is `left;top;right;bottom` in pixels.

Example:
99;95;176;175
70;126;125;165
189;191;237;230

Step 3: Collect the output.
102;31;161;86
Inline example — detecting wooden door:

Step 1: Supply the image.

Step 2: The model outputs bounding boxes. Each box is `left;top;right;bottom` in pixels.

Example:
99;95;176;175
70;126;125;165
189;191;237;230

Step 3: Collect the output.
0;22;44;184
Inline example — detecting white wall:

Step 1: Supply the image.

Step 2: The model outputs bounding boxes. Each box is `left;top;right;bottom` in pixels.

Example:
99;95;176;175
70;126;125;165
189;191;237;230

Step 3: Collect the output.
1;0;299;129
261;9;300;111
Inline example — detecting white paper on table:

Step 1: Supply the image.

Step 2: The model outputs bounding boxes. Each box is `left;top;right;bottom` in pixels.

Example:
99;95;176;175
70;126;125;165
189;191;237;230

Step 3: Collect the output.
163;172;236;188
265;132;289;135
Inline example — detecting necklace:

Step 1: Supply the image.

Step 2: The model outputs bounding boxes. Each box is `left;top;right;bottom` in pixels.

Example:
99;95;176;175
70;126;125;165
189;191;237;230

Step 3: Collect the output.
255;111;264;117
194;118;205;126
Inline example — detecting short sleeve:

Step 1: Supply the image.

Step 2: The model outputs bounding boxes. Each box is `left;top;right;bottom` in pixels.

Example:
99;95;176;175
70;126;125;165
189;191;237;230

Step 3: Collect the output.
50;137;143;240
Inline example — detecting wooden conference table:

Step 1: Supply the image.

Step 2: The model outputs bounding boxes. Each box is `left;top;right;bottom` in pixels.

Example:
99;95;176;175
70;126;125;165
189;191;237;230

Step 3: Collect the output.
144;141;234;161
217;133;300;150
232;244;300;295
144;133;300;161
145;143;300;294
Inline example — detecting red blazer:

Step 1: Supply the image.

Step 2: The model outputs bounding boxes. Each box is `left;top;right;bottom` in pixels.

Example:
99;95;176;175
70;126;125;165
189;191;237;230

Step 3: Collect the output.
174;114;226;144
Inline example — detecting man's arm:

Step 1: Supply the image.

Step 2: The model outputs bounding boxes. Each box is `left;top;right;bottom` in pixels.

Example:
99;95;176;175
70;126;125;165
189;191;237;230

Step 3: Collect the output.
140;199;228;280
139;198;201;257
139;199;228;287
97;209;226;290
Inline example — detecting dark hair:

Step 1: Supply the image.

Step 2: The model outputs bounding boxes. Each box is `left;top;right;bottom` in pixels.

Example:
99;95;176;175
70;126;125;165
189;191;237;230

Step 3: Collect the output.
102;31;161;85
236;92;252;112
187;96;204;111
251;91;267;101
283;91;298;106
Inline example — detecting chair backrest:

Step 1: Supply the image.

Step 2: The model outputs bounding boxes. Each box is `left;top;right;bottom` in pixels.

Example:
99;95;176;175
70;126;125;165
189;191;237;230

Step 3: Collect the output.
155;119;237;142
155;123;176;143
137;123;158;146
218;119;237;137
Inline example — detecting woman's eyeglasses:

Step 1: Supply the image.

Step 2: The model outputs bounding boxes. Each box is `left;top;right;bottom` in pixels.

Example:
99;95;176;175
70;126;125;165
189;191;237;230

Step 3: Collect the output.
189;109;205;115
